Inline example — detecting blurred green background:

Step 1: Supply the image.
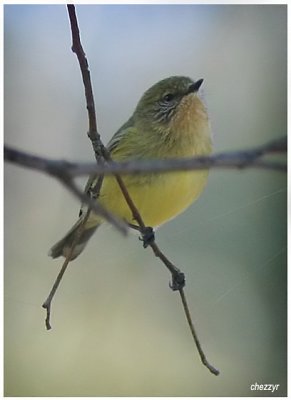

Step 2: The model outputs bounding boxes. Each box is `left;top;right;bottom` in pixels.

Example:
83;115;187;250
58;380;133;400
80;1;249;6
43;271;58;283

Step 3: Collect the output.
4;4;287;397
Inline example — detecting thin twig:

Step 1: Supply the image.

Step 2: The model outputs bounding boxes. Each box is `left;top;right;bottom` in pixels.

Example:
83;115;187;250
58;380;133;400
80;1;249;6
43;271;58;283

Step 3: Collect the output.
149;241;185;289
67;5;104;161
42;256;71;330
42;210;91;329
179;289;219;375
148;241;218;374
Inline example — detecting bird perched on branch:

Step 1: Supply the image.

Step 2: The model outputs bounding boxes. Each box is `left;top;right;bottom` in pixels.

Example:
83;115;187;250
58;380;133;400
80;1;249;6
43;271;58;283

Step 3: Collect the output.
49;76;212;260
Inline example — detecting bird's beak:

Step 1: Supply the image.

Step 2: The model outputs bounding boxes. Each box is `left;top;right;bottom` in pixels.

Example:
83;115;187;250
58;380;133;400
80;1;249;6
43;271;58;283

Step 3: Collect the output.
187;78;204;94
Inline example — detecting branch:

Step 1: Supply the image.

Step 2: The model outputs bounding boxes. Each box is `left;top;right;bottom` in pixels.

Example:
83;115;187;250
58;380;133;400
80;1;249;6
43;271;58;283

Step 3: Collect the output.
4;136;287;178
42;209;92;330
67;5;105;161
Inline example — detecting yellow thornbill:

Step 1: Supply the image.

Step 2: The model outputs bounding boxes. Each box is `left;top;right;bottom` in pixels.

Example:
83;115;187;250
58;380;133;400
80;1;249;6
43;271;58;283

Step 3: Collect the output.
49;76;212;260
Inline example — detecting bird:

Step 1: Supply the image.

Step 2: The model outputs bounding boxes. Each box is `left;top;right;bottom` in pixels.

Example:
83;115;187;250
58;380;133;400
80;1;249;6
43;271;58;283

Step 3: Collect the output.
49;76;212;260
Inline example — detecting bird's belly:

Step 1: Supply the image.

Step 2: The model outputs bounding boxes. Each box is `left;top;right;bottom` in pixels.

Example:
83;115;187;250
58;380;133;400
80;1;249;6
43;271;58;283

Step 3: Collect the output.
97;170;209;228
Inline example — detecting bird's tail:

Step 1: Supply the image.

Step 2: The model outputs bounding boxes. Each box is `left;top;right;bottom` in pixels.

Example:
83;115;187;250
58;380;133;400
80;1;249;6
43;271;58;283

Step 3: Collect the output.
48;218;99;260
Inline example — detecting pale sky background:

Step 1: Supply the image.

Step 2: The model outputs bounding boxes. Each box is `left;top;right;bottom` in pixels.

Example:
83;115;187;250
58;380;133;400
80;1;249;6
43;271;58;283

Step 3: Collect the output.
4;4;287;396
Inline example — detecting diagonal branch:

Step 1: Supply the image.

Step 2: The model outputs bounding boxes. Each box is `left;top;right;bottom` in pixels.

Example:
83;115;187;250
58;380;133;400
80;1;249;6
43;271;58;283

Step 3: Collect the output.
66;5;221;376
67;5;106;162
65;5;220;376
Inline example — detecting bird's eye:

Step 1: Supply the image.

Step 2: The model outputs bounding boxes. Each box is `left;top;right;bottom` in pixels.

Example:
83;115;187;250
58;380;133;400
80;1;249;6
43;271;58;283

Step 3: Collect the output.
163;93;174;102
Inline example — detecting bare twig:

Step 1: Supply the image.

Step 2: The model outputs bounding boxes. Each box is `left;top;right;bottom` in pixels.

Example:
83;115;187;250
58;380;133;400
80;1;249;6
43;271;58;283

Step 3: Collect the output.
4;136;287;178
42;210;91;330
67;5;106;162
179;289;219;376
148;241;218;375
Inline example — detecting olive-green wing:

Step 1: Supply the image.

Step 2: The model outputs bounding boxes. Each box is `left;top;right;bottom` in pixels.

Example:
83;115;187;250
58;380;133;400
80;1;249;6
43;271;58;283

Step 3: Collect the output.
107;116;135;153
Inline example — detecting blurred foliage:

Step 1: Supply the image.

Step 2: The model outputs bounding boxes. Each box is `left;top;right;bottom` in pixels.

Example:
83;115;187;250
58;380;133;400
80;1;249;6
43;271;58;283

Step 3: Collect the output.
4;4;286;396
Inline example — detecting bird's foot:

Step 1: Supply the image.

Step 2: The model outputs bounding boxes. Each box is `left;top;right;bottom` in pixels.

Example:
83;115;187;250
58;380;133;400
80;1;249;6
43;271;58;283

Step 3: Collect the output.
139;226;155;248
170;271;185;291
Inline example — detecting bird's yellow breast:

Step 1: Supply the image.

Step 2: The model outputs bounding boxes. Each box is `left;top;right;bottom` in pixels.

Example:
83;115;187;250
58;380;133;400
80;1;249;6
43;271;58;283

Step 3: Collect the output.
94;168;209;228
